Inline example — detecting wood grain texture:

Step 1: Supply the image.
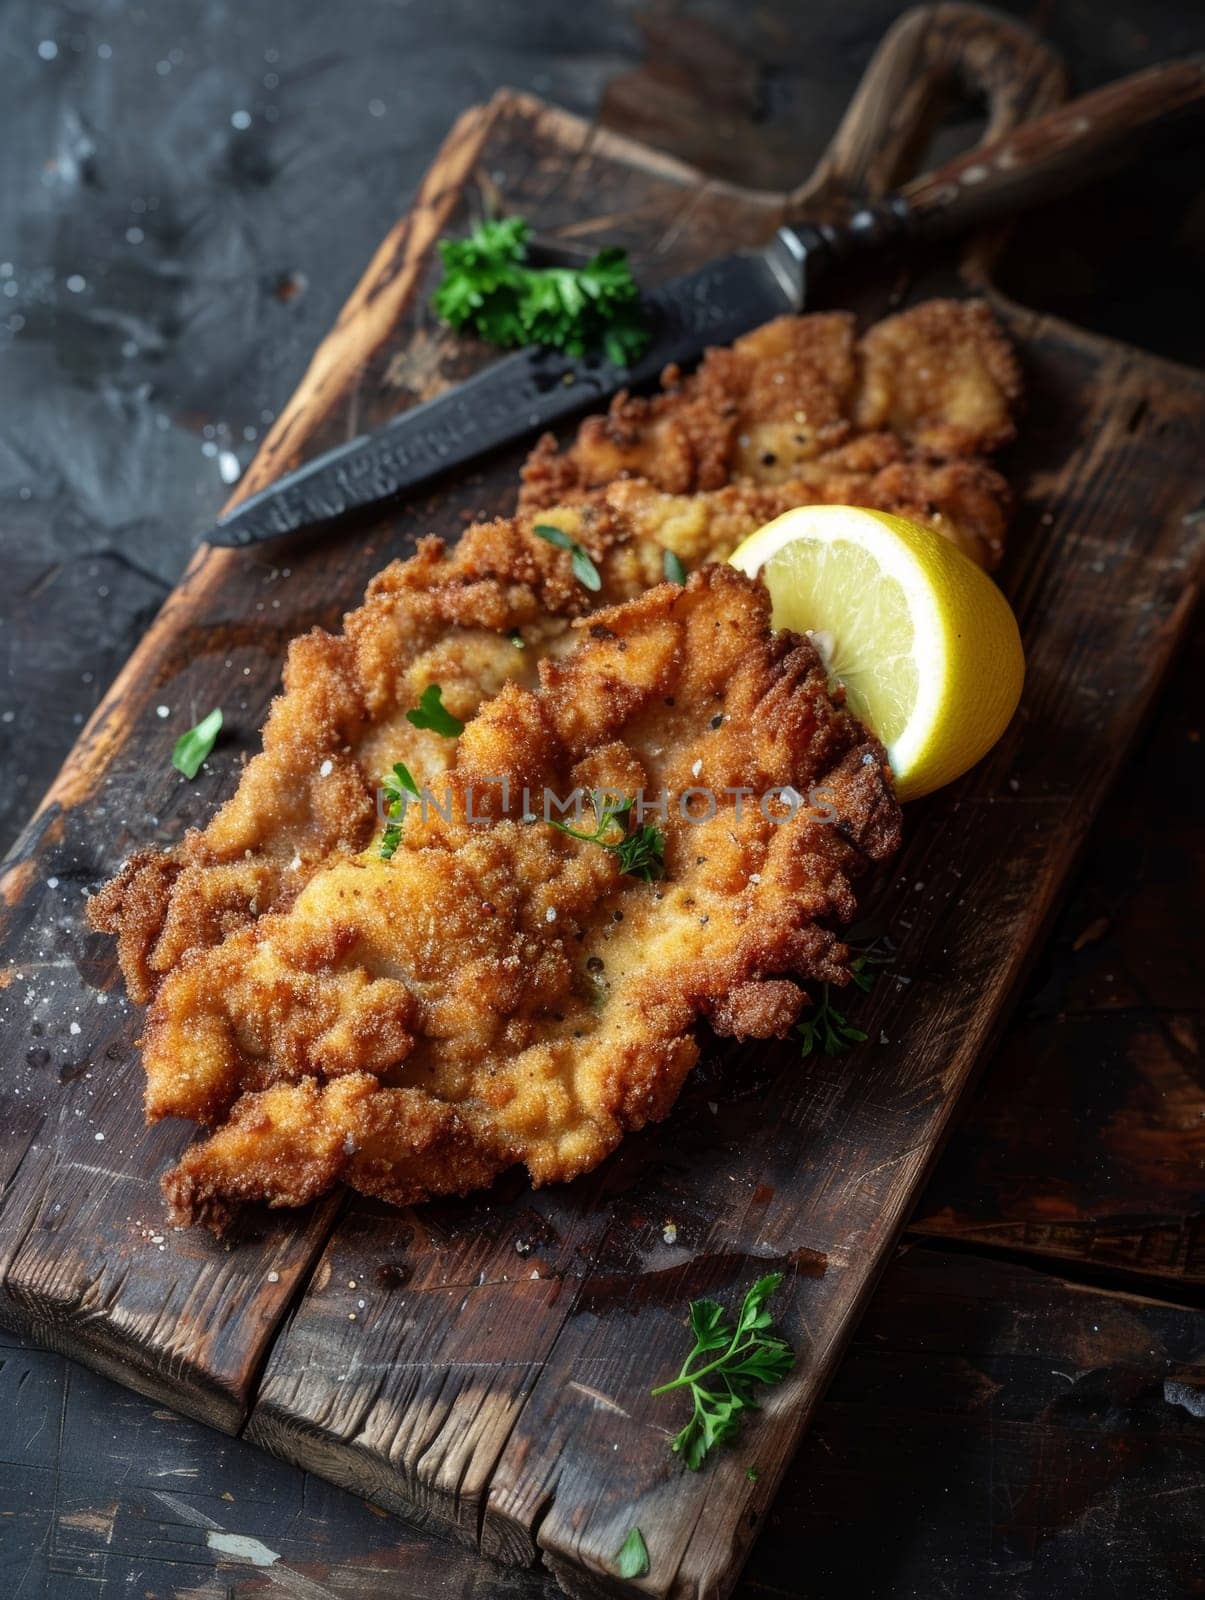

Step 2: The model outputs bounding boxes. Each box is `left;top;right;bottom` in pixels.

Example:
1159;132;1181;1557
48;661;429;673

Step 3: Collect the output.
788;2;1068;217
0;8;1202;1600
742;1245;1205;1600
910;619;1205;1286
8;1247;1198;1599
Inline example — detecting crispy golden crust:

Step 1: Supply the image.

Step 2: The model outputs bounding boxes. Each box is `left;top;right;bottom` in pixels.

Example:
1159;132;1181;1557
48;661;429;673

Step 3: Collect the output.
856;299;1021;455
519;301;1018;551
88;299;1020;1228
155;569;900;1226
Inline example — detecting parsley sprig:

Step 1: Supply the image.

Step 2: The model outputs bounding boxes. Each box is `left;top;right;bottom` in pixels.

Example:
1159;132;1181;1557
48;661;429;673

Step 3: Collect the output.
379;761;419;860
547;797;665;882
798;937;894;1058
533;523;601;592
432;215;649;367
652;1273;793;1471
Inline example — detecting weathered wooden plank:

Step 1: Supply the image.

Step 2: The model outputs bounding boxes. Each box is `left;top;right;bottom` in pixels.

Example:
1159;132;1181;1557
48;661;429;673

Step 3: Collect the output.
910;617;1204;1283
8;1245;1201;1600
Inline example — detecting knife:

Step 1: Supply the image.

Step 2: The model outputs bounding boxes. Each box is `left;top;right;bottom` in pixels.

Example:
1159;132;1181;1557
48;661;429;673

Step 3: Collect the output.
211;58;1204;549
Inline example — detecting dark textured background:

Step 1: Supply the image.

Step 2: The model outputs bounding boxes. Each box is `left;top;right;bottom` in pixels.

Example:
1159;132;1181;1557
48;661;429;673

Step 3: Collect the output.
1;2;1202;1597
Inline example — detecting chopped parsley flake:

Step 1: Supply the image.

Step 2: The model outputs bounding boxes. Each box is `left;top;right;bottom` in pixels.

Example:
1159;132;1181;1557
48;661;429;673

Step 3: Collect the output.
171;708;223;780
405;684;464;737
379;761;419;859
533;523;601;592
616;1527;649;1579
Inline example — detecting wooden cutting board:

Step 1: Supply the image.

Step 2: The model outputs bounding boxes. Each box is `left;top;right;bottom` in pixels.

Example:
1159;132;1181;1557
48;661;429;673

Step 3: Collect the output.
1;7;1202;1597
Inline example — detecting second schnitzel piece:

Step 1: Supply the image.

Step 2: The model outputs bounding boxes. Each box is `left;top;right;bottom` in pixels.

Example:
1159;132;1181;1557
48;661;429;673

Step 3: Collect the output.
520;301;1020;566
149;568;900;1229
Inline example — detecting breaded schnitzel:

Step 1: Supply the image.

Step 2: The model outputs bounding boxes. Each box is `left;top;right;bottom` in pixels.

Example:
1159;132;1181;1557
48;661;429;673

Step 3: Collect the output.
149;568;899;1229
88;299;1017;1226
520;302;1018;567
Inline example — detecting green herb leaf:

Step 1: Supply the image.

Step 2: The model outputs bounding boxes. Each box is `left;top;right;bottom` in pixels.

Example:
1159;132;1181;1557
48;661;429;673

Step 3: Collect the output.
688;1298;729;1353
405;684;464;737
171;708;223;780
798;936;893;1058
545;795;664;882
616;1526;650;1579
391;760;419;798
533;522;573;550
663;549;687;584
746;1465;759;1482
651;1273;793;1471
532;523;601;592
432;216;649;365
378;761;420;861
507;629;526;649
614;824;665;882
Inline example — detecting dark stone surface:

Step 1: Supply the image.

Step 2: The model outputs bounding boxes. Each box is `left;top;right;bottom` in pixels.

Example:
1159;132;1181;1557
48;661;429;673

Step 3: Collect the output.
1;2;1201;1597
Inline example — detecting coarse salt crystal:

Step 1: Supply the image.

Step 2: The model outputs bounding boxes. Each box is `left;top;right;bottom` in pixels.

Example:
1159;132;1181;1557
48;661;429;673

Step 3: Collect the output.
319;759;333;777
545;906;557;922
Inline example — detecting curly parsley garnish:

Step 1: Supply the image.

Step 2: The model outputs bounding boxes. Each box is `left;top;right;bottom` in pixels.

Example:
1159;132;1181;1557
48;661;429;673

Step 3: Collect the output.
379;761;419;860
651;1273;793;1471
432;215;649;367
405;684;464;737
171;708;223;780
533;523;601;592
798;937;894;1058
663;549;687;584
548;797;664;882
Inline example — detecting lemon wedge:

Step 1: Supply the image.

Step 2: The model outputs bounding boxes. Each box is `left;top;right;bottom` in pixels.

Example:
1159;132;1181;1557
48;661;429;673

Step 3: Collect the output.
728;505;1023;801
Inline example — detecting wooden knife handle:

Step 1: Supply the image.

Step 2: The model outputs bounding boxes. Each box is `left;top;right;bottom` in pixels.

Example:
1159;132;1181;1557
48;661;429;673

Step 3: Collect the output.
787;3;1067;219
848;57;1205;248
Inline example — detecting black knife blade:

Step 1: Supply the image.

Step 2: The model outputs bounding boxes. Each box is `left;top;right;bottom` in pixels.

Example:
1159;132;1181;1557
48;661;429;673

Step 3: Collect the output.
209;230;818;548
